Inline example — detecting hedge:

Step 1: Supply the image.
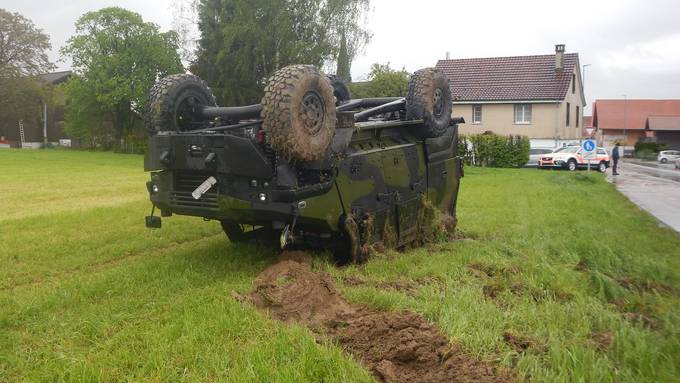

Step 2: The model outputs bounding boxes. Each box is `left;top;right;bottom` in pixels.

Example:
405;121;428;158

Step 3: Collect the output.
458;133;530;168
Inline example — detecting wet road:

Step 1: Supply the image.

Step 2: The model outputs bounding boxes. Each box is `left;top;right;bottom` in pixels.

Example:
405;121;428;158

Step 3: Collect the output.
608;161;680;233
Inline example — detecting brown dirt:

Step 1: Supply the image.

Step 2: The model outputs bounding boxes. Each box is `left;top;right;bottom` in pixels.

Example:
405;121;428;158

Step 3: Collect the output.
590;331;614;351
502;331;534;353
341;275;444;297
502;331;546;354
245;254;513;382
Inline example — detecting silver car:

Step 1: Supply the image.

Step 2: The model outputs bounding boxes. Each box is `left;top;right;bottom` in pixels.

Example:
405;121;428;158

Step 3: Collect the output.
658;150;680;164
526;148;554;167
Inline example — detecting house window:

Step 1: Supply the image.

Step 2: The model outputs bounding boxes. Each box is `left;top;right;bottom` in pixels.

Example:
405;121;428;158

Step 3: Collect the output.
572;73;576;93
576;106;580;127
566;102;571;126
472;105;482;124
514;104;532;124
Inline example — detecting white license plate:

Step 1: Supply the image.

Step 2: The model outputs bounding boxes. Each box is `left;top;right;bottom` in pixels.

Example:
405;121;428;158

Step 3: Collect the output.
192;176;217;200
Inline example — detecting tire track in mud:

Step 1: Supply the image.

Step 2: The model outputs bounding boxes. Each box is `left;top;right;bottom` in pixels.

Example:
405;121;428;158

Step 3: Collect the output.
239;252;514;383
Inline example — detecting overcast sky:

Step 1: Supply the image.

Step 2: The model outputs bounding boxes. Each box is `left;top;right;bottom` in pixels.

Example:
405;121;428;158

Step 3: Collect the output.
4;0;680;113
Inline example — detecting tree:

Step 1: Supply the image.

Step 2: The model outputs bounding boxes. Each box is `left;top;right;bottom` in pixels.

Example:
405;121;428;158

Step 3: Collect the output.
324;0;371;77
193;0;371;106
0;9;54;141
61;7;183;148
0;9;54;78
349;62;409;98
171;0;199;66
336;31;351;82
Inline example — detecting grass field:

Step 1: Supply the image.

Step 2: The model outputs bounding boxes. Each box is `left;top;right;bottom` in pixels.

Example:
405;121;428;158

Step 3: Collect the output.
1;149;679;382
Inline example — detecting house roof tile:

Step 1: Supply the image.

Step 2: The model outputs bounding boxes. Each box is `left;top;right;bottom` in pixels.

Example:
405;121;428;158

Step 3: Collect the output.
435;53;579;102
593;100;680;130
646;115;680;131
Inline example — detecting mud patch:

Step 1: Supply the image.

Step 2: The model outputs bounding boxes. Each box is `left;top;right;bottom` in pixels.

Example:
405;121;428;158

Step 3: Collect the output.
245;256;512;382
502;331;546;354
341;275;444;297
590;331;614;351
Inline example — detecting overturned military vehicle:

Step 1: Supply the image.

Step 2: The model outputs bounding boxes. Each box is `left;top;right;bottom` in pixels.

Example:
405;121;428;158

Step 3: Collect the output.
144;65;463;263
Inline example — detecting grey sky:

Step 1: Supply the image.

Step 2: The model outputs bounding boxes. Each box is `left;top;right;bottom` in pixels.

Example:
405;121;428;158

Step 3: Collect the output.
4;0;680;113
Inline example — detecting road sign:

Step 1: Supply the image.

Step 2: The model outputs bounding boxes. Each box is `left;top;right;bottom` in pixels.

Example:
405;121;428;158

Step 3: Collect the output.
582;139;596;159
585;128;595;137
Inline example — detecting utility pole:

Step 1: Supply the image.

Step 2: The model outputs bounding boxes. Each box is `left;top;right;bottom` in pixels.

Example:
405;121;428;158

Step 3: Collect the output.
622;94;627;148
43;101;48;147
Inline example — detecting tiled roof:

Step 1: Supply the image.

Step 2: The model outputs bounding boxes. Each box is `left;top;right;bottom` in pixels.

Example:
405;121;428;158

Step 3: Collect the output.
583;116;593;128
435;53;579;102
646;116;680;131
593;100;680;130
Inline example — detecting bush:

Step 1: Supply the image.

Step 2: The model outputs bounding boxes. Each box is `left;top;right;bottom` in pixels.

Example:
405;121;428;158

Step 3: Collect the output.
458;133;530;168
634;141;667;157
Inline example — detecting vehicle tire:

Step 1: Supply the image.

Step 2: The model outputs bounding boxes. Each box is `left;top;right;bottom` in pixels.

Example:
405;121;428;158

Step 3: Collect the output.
326;74;351;105
660;158;668;164
145;74;217;135
567;159;577;171
406;68;452;138
261;65;336;162
598;161;607;173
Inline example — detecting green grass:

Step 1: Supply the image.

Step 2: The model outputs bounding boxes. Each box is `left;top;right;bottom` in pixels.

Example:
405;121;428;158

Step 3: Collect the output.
1;149;679;382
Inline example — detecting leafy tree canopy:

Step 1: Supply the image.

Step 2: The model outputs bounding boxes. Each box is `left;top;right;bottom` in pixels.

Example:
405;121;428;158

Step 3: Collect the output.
61;7;183;147
0;9;54;140
349;62;409;98
193;0;370;105
0;8;54;78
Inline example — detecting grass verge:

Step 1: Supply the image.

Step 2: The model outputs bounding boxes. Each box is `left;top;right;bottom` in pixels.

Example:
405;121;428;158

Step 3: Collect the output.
1;150;679;382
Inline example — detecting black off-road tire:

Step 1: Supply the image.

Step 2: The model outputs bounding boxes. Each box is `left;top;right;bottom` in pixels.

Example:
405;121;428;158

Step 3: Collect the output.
406;68;452;138
261;65;336;162
144;74;216;135
326;74;351;105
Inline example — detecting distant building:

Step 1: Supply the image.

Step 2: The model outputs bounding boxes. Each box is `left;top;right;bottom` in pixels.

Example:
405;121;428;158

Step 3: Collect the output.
592;99;680;149
436;45;585;148
0;70;71;148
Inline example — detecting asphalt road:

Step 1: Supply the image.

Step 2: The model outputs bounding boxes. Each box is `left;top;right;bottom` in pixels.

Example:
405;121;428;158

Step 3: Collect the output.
608;161;680;233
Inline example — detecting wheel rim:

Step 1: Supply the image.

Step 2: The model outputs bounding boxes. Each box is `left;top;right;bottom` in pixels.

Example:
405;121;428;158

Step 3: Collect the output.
433;88;444;118
569;162;576;171
175;94;204;131
300;91;325;136
600;163;606;172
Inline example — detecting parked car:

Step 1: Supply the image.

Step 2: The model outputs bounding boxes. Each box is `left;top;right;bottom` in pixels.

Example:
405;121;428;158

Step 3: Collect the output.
658;150;680;164
538;146;610;172
526;148;553;167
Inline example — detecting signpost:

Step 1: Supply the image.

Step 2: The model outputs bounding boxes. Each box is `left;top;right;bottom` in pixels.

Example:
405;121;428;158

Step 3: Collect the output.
582;139;596;172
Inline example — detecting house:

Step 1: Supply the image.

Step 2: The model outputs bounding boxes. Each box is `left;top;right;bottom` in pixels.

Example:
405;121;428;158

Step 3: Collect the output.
583;116;594;137
436;45;586;148
646;116;680;149
592;99;680;149
0;70;71;148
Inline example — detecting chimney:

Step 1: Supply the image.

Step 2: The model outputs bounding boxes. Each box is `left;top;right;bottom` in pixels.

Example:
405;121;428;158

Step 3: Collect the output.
555;44;565;72
446;51;450;60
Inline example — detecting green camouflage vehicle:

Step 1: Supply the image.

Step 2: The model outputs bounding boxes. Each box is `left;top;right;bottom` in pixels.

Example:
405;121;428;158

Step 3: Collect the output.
144;65;463;263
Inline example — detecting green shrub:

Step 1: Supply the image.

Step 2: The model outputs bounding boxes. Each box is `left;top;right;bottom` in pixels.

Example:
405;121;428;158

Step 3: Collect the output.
634;141;667;155
459;133;530;168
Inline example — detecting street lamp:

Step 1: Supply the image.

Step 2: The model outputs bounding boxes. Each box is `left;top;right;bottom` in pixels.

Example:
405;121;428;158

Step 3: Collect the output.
582;64;591;99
